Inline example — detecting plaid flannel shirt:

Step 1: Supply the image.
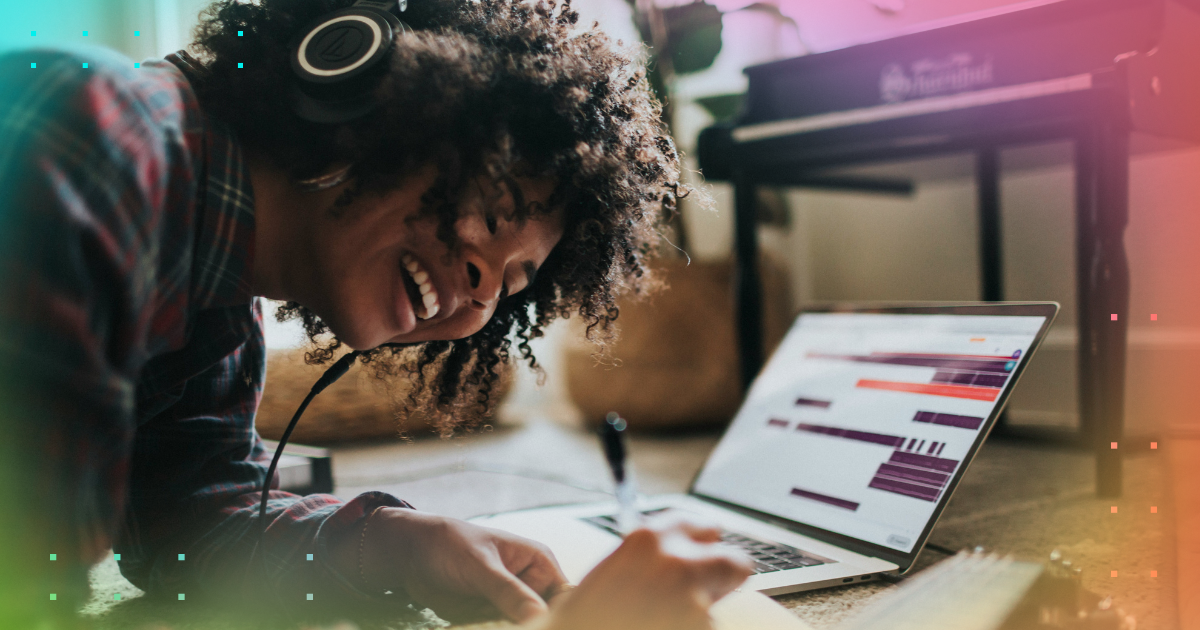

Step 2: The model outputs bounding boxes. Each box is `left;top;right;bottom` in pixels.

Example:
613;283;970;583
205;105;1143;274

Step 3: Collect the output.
0;46;409;616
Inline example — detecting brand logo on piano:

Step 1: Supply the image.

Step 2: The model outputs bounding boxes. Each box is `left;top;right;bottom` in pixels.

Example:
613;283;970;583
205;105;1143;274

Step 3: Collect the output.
880;54;994;104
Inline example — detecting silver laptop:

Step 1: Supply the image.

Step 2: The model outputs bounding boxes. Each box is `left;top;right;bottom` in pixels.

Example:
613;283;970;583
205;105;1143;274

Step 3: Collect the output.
474;302;1059;594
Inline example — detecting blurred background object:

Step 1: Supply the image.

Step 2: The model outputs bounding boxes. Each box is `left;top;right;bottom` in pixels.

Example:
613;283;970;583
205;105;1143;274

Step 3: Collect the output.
259;300;516;443
255;345;515;443
564;254;792;431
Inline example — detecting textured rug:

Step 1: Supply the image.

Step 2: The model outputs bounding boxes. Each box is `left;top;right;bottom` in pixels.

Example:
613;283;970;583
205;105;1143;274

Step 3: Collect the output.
79;423;1177;629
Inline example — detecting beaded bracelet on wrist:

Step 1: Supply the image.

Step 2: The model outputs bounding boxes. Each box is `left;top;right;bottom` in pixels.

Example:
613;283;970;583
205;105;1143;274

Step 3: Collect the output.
358;506;388;593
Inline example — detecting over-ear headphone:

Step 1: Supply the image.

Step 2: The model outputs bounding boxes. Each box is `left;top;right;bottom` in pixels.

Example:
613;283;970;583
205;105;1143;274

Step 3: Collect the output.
289;0;411;123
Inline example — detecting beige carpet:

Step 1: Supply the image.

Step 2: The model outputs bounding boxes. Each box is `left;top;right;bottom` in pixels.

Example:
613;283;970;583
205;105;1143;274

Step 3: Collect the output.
80;421;1178;629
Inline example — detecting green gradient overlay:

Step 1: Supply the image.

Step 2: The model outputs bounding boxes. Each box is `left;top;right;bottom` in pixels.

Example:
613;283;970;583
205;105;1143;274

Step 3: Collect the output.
1;3;211;625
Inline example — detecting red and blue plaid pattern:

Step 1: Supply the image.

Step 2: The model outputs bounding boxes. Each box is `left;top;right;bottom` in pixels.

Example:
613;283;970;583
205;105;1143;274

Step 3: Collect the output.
0;47;407;617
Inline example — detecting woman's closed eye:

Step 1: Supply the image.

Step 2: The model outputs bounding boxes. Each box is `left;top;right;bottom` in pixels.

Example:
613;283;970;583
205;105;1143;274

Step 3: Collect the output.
481;211;539;302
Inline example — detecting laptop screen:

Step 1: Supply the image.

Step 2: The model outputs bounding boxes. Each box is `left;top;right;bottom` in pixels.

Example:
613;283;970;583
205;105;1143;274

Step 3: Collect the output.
691;309;1050;555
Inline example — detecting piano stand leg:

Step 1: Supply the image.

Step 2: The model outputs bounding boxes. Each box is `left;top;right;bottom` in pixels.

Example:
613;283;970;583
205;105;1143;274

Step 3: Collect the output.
1075;123;1131;498
977;146;1005;304
733;171;765;392
977;146;1010;432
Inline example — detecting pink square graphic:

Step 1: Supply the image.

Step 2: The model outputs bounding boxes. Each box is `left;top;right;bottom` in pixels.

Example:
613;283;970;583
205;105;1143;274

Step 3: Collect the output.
1110;506;1118;513
1111;570;1118;577
1151;314;1158;321
1111;314;1118;321
1151;570;1158;578
1151;506;1158;513
1151;441;1158;449
1111;442;1118;449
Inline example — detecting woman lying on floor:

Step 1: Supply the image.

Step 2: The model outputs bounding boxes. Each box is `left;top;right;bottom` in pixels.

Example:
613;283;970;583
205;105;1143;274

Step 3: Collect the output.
0;0;750;627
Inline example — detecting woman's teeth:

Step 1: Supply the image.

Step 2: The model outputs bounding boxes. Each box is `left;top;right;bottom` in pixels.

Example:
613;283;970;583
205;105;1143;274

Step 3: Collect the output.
402;254;440;319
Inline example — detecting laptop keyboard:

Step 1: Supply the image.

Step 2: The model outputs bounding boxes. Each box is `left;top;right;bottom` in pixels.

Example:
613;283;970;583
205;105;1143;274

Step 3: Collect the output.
720;532;832;573
580;513;833;574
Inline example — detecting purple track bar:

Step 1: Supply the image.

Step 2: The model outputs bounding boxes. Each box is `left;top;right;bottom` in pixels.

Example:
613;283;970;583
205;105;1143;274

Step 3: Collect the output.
795;423;906;447
790;487;860;511
877;463;949;486
932;371;1008;388
795;398;832;408
890;450;959;473
868;477;940;501
767;418;790;428
913;411;985;430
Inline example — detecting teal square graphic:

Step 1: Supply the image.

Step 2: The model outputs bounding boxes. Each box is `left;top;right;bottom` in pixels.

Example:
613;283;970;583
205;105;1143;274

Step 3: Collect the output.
177;553;185;561
306;554;313;561
113;553;120;560
114;594;121;601
82;63;88;68
31;31;36;36
31;63;36;68
237;30;243;36
306;594;313;601
134;63;140;68
82;31;88;36
134;31;141;36
237;63;244;68
50;594;56;600
178;593;185;601
49;554;55;560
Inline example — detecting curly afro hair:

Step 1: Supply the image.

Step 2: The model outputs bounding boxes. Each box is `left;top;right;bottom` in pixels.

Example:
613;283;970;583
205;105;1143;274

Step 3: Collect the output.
189;0;683;431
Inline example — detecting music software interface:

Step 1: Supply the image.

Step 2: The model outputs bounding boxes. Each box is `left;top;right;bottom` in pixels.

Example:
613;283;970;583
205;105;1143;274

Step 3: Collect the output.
693;313;1046;553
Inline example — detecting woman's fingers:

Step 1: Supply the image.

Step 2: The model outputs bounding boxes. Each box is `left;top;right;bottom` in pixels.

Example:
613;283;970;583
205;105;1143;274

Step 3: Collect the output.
495;532;569;599
361;511;568;624
692;547;755;604
515;553;570;601
545;582;576;605
652;524;753;603
475;557;551;623
643;510;724;543
543;522;751;630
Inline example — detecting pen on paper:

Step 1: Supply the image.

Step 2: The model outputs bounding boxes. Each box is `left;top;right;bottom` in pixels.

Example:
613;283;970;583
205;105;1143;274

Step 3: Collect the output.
600;412;640;535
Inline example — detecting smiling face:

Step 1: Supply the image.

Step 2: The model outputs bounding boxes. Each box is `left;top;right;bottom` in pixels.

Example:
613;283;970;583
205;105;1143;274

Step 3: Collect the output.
295;166;564;351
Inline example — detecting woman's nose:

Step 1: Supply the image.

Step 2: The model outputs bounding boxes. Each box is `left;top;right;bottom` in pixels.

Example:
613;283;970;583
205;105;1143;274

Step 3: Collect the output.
464;253;502;311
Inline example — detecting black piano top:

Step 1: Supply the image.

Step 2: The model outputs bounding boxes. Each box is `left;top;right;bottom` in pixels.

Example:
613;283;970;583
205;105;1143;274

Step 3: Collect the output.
736;0;1165;128
693;0;1200;178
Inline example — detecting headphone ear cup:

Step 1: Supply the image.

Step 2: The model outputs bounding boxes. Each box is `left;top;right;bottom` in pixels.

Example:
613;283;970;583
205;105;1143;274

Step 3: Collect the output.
289;7;405;123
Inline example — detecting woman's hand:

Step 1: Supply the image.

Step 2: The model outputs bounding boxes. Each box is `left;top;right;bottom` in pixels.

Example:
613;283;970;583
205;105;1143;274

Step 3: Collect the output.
345;509;570;623
542;513;754;630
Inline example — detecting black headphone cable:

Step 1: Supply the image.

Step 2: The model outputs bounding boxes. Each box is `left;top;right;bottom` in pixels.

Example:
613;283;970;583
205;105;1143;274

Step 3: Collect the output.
256;350;360;601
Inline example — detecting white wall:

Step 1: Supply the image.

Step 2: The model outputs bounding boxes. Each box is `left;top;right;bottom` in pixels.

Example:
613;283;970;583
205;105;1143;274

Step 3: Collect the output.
682;138;1200;437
